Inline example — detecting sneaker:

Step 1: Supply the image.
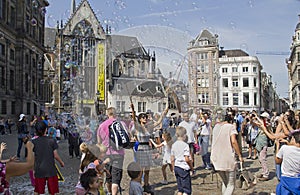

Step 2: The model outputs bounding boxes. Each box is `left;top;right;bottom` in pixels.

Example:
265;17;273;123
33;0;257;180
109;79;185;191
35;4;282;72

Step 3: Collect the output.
259;177;269;181
205;165;212;170
160;180;168;185
143;185;153;193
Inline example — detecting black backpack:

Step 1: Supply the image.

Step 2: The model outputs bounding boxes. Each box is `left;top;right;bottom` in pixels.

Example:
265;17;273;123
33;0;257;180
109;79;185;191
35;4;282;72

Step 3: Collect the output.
109;120;130;150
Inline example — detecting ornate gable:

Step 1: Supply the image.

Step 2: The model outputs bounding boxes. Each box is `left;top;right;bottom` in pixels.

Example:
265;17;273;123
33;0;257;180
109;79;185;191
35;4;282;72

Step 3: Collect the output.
62;0;105;39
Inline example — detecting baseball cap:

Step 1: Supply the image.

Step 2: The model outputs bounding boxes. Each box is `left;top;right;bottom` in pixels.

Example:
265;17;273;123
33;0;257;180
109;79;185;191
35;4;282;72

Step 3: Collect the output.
19;114;26;121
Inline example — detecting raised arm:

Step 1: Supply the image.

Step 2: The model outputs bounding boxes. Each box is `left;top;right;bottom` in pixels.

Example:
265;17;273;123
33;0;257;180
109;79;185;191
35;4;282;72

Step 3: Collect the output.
153;103;169;127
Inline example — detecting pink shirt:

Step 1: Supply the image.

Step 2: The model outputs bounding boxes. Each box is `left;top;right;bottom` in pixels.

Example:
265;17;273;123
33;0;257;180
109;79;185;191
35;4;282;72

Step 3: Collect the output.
97;118;125;155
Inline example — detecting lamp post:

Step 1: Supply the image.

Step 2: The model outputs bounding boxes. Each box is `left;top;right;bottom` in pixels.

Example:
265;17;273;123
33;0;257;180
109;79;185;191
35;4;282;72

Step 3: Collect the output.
96;90;100;115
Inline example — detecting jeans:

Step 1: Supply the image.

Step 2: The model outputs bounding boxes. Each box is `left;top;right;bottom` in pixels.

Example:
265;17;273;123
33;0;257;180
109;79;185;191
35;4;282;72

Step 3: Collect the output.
199;135;211;167
17;137;27;158
218;170;236;195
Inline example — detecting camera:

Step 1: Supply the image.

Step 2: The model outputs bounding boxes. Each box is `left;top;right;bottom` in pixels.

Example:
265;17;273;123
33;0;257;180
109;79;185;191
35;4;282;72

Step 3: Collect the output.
251;114;256;118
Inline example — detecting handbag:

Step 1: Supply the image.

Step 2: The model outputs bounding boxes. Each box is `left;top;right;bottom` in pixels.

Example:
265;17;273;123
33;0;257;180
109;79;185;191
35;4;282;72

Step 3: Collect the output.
193;143;201;155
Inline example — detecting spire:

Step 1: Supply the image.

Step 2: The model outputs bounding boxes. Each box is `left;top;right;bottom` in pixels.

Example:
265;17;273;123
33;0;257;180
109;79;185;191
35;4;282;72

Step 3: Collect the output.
70;0;76;17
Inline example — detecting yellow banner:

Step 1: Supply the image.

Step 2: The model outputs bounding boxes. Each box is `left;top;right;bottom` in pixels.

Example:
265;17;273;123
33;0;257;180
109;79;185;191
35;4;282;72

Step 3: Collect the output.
98;44;105;101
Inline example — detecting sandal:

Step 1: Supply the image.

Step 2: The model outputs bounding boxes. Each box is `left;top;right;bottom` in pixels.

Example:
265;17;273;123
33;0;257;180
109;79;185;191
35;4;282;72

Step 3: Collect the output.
251;156;257;160
246;156;251;159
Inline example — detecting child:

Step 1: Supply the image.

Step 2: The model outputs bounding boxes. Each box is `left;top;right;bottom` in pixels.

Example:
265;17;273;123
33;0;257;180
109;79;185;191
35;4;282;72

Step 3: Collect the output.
32;121;64;195
80;169;101;195
150;131;173;184
171;126;193;195
127;162;150;195
76;143;110;195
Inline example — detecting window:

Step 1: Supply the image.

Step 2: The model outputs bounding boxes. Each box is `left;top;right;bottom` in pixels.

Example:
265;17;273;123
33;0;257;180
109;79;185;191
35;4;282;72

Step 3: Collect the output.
198;92;209;104
0;0;3;19
116;84;121;91
233;93;239;105
158;102;166;112
243;92;249;105
242;67;248;72
112;59;120;76
10;6;16;28
204;64;209;73
201;64;205;72
25;73;29;92
298;52;300;62
232;67;238;72
223;93;229;105
11;101;16;114
223;78;228;87
253;66;257;72
0;66;4;87
9;49;14;61
197;78;209;87
222;68;228;73
116;101;125;113
32;75;36;92
253;78;257;87
27;102;31;115
1;100;6;114
243;78;249;87
232;78;238;87
128;60;134;77
254;92;257;105
0;43;5;56
138;102;146;113
9;70;14;90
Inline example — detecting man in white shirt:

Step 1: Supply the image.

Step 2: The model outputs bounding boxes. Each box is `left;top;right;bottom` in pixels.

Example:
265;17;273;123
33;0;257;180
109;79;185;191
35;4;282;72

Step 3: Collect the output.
179;113;198;172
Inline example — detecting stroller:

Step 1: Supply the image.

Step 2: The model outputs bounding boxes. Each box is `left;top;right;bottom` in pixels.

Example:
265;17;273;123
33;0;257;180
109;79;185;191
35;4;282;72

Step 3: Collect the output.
236;162;257;190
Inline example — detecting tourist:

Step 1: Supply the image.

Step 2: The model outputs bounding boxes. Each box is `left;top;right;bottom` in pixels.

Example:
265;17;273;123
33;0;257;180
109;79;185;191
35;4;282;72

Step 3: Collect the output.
16;114;29;158
211;113;243;195
171;126;193;195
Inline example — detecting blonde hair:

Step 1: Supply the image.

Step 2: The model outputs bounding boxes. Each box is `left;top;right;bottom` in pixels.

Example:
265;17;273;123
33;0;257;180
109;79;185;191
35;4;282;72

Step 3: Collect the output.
106;107;116;117
176;126;186;138
80;142;88;153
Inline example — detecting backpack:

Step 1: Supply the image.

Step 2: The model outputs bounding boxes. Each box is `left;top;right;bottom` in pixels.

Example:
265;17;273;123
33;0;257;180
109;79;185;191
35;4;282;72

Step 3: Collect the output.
109;120;130;150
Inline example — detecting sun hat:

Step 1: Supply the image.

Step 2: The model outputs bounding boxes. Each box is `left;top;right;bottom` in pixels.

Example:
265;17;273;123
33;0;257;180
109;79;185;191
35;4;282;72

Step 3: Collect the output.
260;112;270;119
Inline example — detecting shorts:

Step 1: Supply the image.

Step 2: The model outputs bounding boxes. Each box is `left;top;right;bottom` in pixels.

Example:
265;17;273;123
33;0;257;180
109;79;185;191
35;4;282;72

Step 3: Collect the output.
34;175;59;194
188;143;195;154
174;166;191;195
105;154;124;185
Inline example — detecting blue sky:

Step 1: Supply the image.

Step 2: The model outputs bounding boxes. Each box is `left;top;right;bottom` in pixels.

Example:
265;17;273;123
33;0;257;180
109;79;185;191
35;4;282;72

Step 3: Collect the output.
45;0;300;97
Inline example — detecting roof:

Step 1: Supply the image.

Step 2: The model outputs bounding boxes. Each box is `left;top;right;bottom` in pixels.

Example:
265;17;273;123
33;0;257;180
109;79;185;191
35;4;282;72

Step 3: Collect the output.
110;35;148;57
191;29;217;46
219;49;249;57
111;78;166;98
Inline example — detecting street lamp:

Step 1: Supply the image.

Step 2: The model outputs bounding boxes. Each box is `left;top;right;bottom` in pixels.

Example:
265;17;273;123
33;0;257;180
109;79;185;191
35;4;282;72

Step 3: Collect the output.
96;90;100;115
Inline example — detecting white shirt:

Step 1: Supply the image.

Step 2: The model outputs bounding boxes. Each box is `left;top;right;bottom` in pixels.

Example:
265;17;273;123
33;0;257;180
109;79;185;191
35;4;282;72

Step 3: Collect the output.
171;140;190;170
179;120;196;143
200;118;211;136
276;145;300;178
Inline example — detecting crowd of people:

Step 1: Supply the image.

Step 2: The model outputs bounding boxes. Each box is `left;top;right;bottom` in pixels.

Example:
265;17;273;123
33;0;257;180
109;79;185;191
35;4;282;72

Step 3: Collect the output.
0;106;299;195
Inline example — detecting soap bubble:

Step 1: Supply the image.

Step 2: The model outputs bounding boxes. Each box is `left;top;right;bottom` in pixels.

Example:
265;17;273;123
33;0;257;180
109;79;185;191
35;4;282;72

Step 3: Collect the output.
32;0;39;9
39;7;46;16
114;0;126;10
31;18;37;26
240;43;249;51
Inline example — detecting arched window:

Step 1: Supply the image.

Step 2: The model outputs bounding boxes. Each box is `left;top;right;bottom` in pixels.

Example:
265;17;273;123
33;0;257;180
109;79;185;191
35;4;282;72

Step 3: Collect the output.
128;60;134;77
112;59;120;76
